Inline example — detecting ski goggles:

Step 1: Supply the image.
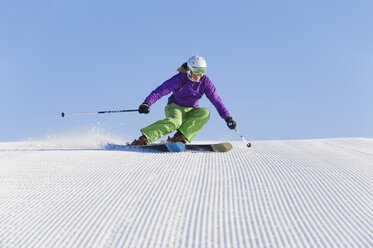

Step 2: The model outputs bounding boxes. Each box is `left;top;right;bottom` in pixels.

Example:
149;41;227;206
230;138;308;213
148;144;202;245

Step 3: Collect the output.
191;67;207;76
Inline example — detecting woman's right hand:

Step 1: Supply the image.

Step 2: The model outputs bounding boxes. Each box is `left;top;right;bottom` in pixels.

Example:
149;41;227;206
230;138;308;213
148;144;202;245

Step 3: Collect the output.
139;103;150;114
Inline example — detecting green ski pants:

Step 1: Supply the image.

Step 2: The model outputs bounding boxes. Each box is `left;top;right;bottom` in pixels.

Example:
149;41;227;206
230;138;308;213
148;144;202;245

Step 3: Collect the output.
141;103;210;144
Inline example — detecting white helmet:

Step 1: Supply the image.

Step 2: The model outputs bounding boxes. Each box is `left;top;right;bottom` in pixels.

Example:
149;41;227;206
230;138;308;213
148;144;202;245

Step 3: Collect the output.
186;55;207;82
187;55;207;76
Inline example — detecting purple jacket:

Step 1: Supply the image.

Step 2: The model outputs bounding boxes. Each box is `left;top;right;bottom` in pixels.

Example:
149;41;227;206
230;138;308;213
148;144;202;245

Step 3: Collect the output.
144;73;230;120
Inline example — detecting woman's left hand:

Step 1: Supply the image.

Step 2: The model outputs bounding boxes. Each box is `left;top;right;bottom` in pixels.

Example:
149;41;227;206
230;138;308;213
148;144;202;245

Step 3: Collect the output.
226;116;236;129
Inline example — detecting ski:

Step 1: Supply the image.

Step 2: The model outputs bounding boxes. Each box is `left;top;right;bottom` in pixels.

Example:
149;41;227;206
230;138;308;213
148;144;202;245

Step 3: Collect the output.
105;142;185;153
105;142;232;153
185;142;232;153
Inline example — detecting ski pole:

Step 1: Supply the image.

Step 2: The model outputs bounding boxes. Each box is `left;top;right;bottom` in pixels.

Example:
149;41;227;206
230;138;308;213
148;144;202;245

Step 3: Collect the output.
233;128;252;148
61;109;139;117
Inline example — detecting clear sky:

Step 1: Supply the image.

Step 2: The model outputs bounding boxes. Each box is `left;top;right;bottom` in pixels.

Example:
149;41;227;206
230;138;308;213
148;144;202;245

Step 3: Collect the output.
1;0;372;142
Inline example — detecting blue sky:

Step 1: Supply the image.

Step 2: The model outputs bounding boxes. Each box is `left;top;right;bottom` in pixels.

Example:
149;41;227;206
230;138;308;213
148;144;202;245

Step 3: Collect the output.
1;0;372;142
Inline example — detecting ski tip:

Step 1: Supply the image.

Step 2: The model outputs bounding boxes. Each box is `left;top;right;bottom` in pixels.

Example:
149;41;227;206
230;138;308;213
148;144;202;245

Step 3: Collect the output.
166;142;185;152
211;142;233;152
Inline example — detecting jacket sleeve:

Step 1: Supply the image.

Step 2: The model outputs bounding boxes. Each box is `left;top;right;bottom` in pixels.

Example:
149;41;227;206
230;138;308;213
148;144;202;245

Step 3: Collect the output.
205;79;230;120
144;74;182;106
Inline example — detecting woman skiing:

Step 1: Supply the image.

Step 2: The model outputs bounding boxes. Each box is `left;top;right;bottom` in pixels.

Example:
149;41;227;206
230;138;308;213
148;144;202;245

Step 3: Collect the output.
131;55;236;145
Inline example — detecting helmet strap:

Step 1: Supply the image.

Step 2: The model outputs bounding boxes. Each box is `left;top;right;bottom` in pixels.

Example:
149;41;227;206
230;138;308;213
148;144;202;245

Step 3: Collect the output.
187;69;198;82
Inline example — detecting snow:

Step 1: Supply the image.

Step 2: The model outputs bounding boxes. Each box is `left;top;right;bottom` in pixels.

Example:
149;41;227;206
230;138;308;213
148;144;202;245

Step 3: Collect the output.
0;136;372;247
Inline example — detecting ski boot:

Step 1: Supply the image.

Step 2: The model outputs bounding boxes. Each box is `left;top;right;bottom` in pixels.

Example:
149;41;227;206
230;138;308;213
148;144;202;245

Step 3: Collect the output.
130;135;149;145
167;131;187;144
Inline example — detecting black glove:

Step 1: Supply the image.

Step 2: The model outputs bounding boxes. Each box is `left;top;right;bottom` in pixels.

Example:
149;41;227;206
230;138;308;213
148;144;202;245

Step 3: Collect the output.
226;116;236;129
139;103;150;114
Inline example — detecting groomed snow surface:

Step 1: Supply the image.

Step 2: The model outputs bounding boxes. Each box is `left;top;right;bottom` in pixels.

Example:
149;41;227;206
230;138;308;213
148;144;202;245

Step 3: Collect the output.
0;135;372;248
